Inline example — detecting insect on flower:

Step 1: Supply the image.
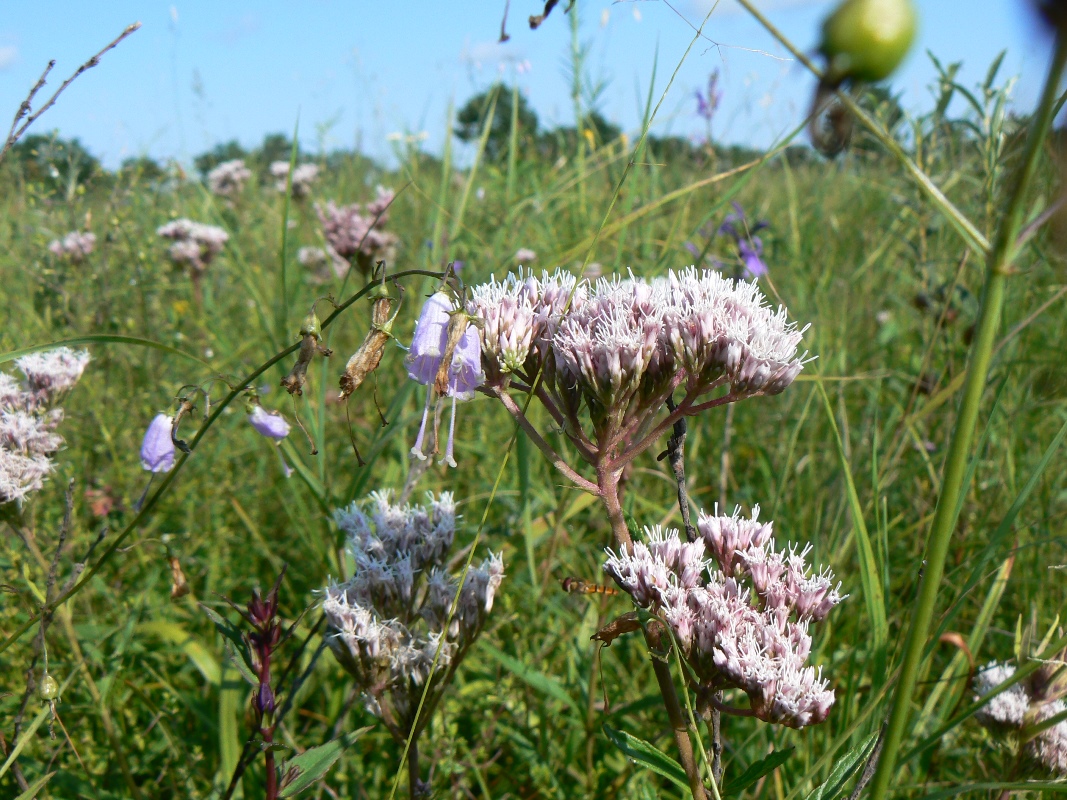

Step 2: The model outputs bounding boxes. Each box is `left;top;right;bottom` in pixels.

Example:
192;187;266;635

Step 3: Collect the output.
561;576;619;596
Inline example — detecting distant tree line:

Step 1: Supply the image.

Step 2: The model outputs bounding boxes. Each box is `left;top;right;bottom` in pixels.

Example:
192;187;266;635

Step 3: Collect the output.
0;82;1016;196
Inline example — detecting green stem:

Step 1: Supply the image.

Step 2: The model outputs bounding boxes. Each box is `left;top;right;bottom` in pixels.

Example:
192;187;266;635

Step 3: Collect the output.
867;31;1067;800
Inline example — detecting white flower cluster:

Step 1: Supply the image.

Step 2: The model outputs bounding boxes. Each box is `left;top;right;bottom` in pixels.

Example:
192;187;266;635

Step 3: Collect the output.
157;219;229;272
270;161;319;198
322;491;504;733
315;187;398;275
973;661;1067;775
0;348;89;504
467;268;807;447
48;230;96;262
206;159;252;197
603;508;844;729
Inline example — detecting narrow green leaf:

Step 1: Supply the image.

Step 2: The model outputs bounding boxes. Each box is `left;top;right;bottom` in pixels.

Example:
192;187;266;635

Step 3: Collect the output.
14;771;56;800
804;732;879;800
277;727;372;797
480;642;580;713
218;661;245;799
817;380;888;676
724;747;794;796
199;604;258;686
0;335;207;365
602;724;689;792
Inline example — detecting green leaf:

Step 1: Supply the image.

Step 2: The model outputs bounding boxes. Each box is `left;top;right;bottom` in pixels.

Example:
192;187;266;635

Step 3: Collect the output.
480;642;579;714
805;732;879;800
277;728;372;797
138;621;222;686
602;724;689;792
724;747;794;796
0;335;207;366
218;661;245;799
200;604;258;686
14;771;56;800
817;380;888;680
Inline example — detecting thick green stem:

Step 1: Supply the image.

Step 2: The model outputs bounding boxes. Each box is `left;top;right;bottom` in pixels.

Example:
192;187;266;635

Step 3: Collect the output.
867;31;1067;800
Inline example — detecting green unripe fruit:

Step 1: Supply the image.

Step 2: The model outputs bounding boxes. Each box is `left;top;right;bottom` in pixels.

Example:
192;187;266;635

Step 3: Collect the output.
39;674;59;701
820;0;917;84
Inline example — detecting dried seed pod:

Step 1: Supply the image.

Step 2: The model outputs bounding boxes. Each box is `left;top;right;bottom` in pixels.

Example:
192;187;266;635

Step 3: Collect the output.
281;311;333;396
339;287;397;400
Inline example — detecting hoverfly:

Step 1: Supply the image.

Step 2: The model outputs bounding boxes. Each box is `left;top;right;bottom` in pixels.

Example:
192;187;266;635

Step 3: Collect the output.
560;576;618;596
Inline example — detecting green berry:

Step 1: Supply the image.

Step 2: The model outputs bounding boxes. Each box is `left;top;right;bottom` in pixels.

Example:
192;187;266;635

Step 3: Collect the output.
39;674;59;702
820;0;917;84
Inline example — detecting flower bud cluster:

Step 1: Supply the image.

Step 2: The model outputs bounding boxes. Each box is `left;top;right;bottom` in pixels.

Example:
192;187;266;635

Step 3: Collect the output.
157;219;230;272
270;161;319;198
0;348;89;504
315;187;398;276
206;159;252;197
323;491;504;734
973;660;1067;775
467;267;806;450
603;508;844;729
48;230;96;262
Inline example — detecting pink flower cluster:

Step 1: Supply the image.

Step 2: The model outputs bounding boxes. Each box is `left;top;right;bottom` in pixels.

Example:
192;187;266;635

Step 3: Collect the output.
315;187;398;275
322;491;504;732
157;219;229;272
0;348;89;504
270;161;319;198
603;507;844;729
206;159;252;197
48;230;96;262
467;268;807;453
973;661;1067;775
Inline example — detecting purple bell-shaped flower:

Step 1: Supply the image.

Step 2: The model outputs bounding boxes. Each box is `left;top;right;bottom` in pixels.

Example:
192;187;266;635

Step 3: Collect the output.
141;414;176;473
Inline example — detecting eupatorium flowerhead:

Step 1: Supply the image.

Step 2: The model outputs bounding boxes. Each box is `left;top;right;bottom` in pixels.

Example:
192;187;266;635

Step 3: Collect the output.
322;490;504;737
603;512;844;729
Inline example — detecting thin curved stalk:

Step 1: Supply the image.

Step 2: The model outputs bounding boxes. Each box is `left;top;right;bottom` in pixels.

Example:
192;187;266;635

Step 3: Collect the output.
867;30;1067;800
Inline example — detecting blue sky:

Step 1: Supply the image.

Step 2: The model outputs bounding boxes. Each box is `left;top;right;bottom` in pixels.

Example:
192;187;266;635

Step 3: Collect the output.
0;1;1053;168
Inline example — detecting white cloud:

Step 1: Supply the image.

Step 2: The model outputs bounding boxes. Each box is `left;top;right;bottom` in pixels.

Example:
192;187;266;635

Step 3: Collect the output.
0;45;17;70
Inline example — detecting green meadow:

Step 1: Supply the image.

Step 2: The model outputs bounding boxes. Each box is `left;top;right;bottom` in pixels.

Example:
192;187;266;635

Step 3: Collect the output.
1;25;1066;800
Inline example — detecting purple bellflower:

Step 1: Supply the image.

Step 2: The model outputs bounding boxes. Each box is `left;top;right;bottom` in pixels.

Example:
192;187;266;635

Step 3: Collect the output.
248;406;290;440
407;291;485;466
141;414;175;473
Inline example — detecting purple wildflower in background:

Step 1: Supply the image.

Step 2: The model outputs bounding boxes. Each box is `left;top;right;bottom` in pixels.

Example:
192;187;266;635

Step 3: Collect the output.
48;231;96;262
718;203;770;279
247;406;290;440
695;69;721;124
141;414;175;473
270;161;319;199
206;159;251;198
